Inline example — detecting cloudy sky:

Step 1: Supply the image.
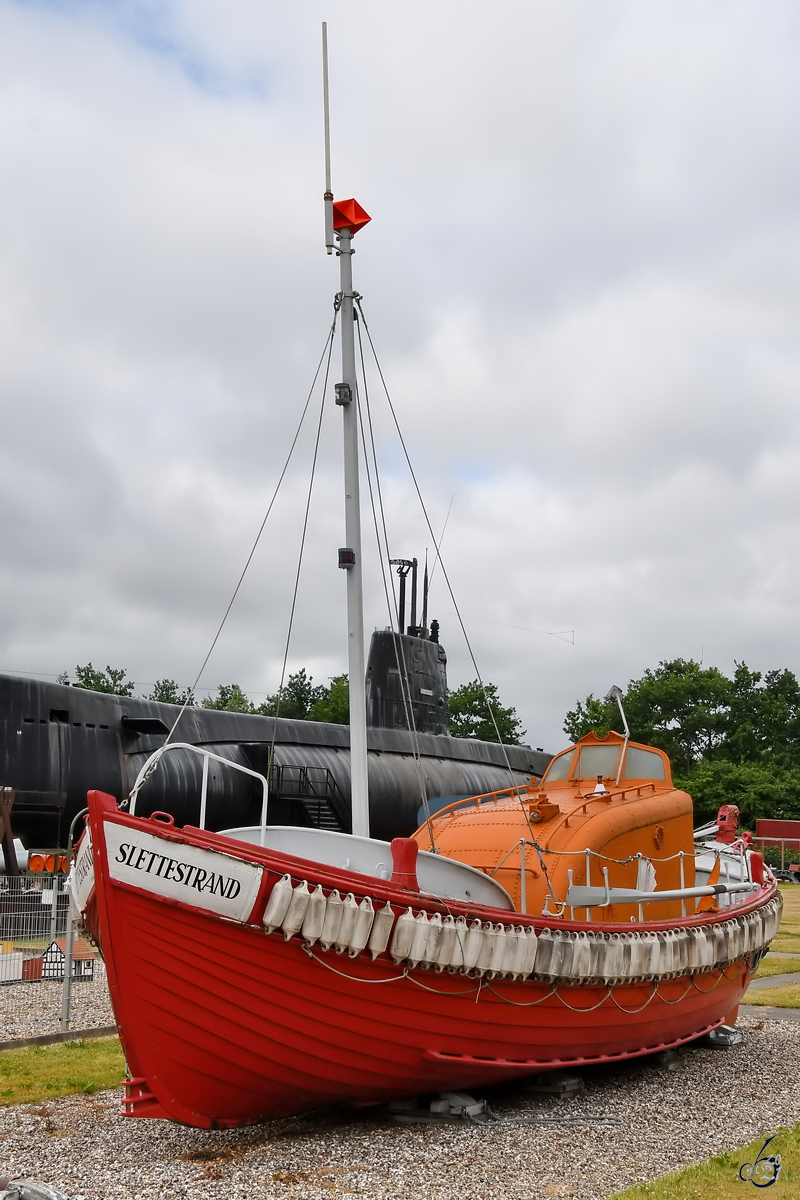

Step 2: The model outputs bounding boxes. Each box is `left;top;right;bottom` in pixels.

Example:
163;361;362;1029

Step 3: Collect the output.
0;0;799;752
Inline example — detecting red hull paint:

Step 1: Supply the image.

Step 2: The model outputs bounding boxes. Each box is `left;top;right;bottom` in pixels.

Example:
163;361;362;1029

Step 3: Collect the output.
86;793;770;1128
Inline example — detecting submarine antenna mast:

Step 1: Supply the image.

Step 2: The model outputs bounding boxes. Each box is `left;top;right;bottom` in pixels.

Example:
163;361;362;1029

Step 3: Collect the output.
322;23;334;255
323;23;371;838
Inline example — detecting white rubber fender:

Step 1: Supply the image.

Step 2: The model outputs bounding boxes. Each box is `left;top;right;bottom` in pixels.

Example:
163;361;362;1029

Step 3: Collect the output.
408;911;431;968
422;912;444;967
335;893;359;955
474;923;495;974
434;915;457;972
501;926;524;977
347;896;375;958
488;923;509;976
368;900;395;959
463;919;485;973
263;874;293;934
448;915;469;971
301;884;327;947
319;889;344;952
281;879;311;941
521;925;538;977
390;907;417;964
533;928;554;977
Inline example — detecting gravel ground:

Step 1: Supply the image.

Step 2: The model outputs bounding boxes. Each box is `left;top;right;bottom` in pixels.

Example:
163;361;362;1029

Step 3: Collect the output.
0;1013;798;1200
0;965;113;1041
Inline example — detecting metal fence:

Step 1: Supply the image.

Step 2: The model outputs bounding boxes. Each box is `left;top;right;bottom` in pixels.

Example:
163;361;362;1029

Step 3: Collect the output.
753;838;800;872
0;873;113;1043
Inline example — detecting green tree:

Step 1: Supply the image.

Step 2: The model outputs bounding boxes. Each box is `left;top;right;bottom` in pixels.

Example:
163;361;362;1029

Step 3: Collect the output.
724;663;800;766
149;679;195;706
562;694;615;741
67;663;135;697
202;684;256;713
676;759;800;827
564;659;731;773
564;658;800;826
448;680;525;744
308;675;350;724
258;669;327;720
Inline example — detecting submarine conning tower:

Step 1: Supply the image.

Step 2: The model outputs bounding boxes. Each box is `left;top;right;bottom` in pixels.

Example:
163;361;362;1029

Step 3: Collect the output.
365;556;449;737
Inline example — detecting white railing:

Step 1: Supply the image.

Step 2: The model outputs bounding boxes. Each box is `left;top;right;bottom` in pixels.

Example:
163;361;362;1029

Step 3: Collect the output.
564;871;755;910
128;743;269;838
488;837;759;920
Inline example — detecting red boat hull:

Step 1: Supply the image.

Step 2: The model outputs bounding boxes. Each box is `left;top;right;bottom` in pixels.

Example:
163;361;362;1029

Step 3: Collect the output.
84;792;771;1128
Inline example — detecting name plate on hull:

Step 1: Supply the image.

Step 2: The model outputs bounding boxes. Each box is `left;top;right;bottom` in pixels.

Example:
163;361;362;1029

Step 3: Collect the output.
69;829;95;915
104;822;263;923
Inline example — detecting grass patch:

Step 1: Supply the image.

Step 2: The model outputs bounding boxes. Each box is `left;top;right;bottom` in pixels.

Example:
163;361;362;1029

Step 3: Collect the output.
770;887;800;953
771;937;800;954
610;893;800;1197
777;884;800;923
753;955;800;979
745;982;800;1008
0;1038;125;1106
610;1123;800;1199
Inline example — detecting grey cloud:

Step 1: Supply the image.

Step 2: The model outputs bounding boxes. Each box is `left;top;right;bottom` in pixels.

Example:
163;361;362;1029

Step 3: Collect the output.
0;0;799;753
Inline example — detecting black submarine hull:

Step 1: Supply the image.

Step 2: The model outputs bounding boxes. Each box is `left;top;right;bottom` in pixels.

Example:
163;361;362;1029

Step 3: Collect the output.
0;674;550;849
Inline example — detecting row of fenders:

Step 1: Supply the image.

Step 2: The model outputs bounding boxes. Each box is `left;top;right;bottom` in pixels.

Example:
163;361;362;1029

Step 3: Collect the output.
260;875;781;984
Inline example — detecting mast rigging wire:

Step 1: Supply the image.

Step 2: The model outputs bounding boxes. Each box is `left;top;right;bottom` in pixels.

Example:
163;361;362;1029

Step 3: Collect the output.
127;317;339;803
354;313;437;850
354;304;516;768
427;494;454;588
354;296;539;845
266;318;337;781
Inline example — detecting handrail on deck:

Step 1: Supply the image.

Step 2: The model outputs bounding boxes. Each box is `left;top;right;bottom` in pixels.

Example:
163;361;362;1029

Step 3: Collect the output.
128;743;269;839
432;784;532;822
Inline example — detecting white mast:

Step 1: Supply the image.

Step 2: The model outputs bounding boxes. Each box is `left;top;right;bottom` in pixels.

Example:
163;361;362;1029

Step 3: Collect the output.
322;24;370;838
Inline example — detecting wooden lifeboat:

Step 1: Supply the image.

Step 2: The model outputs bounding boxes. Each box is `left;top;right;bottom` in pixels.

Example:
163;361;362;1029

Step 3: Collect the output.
68;730;781;1128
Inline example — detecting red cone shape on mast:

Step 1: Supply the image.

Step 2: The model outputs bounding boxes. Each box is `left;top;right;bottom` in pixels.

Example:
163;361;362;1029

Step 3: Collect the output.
332;198;371;234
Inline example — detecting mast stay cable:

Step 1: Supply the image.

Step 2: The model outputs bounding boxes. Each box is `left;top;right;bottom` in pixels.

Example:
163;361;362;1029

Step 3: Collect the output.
127;318;339;804
266;315;337;788
355;314;438;850
354;297;540;848
354;300;516;777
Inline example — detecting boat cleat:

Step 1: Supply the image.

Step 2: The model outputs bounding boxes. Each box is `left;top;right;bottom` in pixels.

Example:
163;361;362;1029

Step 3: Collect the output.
525;797;561;824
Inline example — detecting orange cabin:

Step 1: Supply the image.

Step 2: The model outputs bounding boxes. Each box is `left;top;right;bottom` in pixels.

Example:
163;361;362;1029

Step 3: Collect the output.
413;730;696;922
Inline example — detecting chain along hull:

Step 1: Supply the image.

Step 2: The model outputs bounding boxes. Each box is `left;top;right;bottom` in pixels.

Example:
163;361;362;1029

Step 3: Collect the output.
82;791;780;1128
